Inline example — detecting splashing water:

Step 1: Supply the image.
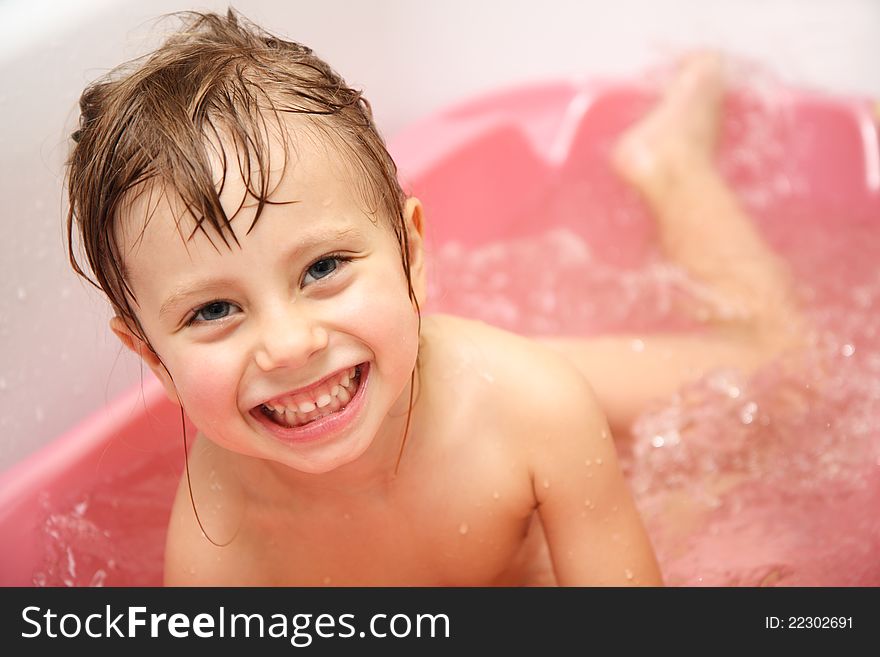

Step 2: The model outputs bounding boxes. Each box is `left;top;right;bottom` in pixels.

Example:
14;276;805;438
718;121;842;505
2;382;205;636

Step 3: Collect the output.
33;445;179;586
427;187;880;586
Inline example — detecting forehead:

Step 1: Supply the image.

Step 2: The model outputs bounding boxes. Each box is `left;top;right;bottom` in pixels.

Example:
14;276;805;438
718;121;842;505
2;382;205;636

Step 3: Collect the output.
117;113;376;262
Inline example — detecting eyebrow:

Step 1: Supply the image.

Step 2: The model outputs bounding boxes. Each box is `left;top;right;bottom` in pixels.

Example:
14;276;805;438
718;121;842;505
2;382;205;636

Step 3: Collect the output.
157;225;364;320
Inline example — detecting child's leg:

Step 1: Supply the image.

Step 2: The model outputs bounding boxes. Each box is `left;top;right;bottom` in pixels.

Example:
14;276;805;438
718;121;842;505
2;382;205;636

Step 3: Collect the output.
541;53;806;439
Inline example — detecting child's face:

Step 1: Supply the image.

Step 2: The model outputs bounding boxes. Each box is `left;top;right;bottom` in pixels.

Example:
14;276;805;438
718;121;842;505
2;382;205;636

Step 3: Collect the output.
113;122;425;475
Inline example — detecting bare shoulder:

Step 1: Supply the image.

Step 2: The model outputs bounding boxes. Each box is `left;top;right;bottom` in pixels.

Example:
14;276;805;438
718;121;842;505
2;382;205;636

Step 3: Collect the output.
163;435;264;586
423;314;607;440
423;317;661;585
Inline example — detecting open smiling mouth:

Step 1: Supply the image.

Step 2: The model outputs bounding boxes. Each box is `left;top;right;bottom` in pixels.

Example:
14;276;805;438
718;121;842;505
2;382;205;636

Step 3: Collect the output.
257;364;364;429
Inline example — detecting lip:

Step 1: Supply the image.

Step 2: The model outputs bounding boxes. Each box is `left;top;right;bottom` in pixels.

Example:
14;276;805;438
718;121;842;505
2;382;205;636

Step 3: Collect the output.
250;362;370;445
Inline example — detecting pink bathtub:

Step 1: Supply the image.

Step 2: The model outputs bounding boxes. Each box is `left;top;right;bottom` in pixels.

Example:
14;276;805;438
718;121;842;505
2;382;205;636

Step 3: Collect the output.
1;77;878;586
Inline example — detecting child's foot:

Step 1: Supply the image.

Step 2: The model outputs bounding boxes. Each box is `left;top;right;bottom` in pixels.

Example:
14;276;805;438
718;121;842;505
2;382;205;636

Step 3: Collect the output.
612;52;725;195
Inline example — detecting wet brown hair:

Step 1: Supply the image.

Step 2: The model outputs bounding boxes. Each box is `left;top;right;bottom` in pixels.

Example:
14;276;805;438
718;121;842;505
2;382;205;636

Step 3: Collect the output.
65;9;421;539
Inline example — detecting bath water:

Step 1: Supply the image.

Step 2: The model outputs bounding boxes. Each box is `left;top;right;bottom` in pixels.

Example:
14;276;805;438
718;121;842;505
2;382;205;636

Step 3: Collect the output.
428;187;880;587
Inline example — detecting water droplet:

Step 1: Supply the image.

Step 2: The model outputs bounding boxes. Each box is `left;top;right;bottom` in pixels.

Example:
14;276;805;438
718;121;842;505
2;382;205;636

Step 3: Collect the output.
492;491;500;500
480;371;495;383
728;385;741;399
600;429;609;440
16;287;26;301
188;567;196;575
323;576;332;585
89;570;107;587
651;435;665;448
630;338;645;352
343;512;351;520
625;569;634;580
841;343;855;357
596;458;603;465
585;459;592;466
542;478;550;489
584;499;592;507
739;401;758;425
459;522;469;535
73;501;88;516
35;406;44;422
0;377;7;391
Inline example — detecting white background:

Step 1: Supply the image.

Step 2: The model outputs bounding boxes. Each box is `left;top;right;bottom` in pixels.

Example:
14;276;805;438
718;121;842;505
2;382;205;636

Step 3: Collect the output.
1;0;878;470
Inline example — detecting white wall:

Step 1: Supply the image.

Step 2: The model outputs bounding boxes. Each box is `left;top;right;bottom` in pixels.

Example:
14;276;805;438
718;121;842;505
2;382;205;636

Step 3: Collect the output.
1;0;878;471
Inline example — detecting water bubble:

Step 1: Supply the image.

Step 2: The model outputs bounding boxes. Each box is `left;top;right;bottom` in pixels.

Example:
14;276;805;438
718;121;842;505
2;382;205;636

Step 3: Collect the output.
585;459;592;466
16;287;26;300
323;576;332;585
459;522;469;535
596;458;603;465
630;338;645;352
625;569;634;581
0;377;7;391
542;478;551;489
841;344;855;358
35;406;45;422
651;435;665;448
492;491;500;500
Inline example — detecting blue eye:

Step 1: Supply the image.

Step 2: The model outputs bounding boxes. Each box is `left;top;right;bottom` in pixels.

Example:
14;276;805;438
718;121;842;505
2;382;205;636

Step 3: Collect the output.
191;301;237;324
303;255;349;285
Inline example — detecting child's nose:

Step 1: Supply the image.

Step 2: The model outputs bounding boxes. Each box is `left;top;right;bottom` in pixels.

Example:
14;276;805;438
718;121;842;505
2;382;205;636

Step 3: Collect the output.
253;306;329;372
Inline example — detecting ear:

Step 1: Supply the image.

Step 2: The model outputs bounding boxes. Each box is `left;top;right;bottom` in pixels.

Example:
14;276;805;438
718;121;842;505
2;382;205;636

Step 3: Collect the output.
403;197;427;307
109;316;180;407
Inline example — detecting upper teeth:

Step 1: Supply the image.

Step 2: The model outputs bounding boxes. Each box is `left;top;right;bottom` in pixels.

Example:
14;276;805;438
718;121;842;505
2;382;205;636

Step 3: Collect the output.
263;366;358;415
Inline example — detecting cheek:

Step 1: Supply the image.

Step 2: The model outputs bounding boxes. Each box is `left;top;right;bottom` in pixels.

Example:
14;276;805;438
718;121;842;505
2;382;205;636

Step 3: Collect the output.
163;347;243;421
341;266;420;367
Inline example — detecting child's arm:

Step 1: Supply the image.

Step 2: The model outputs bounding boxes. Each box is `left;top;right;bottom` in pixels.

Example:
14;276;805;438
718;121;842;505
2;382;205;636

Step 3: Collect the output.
529;363;663;586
